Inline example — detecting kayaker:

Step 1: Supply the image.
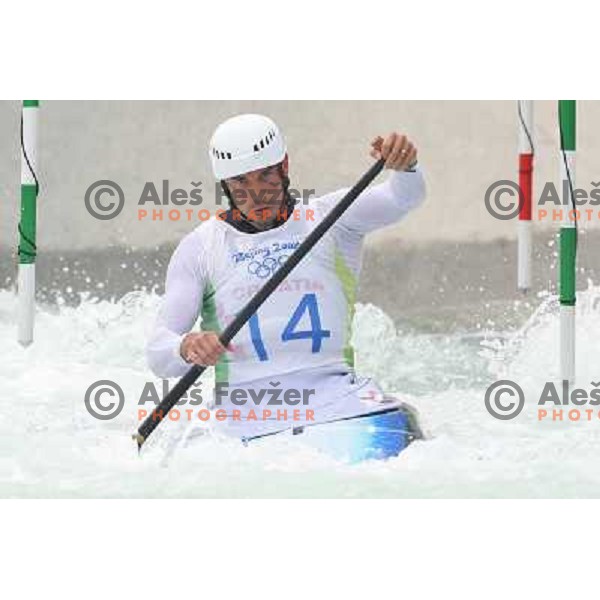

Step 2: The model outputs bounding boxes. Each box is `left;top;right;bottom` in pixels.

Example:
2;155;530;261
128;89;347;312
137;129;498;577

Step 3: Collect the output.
146;113;426;462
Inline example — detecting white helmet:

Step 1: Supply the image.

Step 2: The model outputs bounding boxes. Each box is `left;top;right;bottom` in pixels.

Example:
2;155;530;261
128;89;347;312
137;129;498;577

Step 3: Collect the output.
209;114;287;180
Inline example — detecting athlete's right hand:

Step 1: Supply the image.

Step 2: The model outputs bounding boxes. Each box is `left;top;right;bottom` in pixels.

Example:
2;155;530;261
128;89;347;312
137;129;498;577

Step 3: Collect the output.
180;332;230;366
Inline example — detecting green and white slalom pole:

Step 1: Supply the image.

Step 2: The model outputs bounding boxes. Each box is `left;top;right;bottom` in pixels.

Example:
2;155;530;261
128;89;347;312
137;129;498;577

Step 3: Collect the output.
517;101;534;292
18;100;39;346
558;100;576;382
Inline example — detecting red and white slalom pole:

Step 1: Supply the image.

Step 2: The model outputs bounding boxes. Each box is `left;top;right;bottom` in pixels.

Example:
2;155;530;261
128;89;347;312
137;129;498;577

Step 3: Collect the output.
517;100;534;292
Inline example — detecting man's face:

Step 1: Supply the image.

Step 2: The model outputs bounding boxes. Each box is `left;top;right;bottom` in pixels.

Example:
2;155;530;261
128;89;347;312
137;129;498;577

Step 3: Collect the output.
225;159;289;223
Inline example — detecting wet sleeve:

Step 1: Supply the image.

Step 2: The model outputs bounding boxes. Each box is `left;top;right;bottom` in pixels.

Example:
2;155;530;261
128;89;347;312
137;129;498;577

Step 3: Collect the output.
146;231;205;378
316;166;426;235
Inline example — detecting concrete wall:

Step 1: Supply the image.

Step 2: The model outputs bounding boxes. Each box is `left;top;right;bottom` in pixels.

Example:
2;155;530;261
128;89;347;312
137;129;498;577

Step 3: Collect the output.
2;101;599;331
3;100;599;252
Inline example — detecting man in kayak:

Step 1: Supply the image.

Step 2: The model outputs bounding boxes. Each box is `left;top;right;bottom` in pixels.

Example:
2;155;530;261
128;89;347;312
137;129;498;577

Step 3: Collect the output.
147;113;426;462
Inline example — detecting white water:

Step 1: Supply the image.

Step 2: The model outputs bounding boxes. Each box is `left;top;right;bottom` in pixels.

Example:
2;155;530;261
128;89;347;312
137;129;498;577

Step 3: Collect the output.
2;286;600;498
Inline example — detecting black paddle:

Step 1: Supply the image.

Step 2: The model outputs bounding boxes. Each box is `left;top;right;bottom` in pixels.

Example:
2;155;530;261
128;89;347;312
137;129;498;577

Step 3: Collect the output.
133;157;386;451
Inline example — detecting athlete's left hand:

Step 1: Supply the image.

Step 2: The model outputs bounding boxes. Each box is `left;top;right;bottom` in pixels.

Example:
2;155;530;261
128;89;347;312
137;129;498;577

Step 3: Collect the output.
370;133;417;171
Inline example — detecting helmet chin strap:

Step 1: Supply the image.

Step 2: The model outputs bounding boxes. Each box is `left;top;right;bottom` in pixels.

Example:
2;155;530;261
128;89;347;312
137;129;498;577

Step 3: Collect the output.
220;164;295;233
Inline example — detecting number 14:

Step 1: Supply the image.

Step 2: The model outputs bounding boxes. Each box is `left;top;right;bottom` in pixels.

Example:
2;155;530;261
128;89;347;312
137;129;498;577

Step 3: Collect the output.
248;293;331;361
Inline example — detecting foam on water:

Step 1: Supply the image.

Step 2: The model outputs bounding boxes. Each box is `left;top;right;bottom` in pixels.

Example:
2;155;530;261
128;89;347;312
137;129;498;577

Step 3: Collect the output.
2;285;600;498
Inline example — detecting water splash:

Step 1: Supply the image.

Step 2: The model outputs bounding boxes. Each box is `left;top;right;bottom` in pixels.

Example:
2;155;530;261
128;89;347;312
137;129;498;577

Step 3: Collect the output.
2;286;600;498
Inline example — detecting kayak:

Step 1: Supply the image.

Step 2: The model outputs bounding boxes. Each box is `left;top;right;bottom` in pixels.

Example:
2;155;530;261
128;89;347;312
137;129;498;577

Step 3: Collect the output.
243;401;425;464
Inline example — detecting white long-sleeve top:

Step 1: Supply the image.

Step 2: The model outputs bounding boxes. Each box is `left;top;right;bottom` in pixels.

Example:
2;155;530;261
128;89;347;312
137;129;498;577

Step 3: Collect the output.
146;167;425;437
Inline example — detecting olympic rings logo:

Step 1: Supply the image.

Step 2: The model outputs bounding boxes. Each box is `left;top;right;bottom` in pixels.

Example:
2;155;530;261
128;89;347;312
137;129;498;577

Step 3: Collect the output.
247;254;289;279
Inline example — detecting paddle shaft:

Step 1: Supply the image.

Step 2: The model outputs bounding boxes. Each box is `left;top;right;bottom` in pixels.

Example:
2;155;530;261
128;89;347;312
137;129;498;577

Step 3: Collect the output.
134;158;386;449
